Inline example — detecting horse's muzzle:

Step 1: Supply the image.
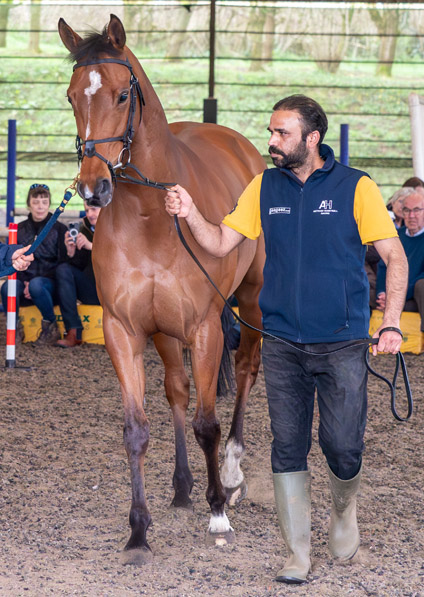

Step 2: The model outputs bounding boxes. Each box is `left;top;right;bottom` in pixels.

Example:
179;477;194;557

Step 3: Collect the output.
77;177;113;207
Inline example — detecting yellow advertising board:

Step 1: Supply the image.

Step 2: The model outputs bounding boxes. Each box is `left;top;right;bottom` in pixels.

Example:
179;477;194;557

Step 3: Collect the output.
20;304;104;344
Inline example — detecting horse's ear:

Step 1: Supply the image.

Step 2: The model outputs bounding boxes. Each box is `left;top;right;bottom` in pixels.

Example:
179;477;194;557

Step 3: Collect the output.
58;18;83;53
107;14;126;50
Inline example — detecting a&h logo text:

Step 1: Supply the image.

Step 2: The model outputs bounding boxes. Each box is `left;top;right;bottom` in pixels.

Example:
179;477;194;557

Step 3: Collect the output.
314;200;338;215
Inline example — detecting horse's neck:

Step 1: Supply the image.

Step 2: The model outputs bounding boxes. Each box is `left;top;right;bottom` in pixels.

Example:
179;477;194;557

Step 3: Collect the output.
114;49;179;220
126;48;174;163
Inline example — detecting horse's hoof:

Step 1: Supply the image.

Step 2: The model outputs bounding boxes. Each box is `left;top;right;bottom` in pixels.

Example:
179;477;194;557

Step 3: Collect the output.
170;495;194;510
205;529;235;547
120;547;153;566
225;480;248;507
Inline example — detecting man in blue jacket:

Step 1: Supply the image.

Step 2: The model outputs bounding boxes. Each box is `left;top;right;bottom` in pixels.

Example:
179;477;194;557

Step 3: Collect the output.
164;95;408;584
377;187;424;331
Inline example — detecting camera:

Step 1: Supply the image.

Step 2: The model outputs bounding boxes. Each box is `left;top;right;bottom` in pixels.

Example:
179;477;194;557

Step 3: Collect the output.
68;223;79;243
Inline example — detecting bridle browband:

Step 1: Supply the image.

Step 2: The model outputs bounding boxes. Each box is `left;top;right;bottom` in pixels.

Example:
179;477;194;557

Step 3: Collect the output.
73;57;144;185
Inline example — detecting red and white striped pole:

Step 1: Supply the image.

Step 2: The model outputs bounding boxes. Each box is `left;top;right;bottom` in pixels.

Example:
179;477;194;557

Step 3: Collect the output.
5;222;18;368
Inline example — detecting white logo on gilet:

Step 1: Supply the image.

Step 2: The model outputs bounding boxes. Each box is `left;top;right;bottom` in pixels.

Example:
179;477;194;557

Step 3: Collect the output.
313;199;338;215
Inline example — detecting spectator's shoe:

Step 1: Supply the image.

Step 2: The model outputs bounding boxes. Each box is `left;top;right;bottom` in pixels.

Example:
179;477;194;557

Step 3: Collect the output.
34;320;61;346
16;320;25;344
56;328;82;348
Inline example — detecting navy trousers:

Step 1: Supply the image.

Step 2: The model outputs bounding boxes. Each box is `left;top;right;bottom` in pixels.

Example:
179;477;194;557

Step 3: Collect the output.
262;337;368;481
55;262;99;332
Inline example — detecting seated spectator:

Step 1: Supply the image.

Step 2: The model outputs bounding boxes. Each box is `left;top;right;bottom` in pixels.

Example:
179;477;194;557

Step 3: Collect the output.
402;176;424;188
1;184;67;344
386;187;417;229
55;201;101;347
376;187;424;331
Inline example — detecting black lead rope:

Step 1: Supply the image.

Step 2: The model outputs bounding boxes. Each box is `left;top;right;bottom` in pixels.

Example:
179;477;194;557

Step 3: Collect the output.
172;215;413;422
365;340;413;422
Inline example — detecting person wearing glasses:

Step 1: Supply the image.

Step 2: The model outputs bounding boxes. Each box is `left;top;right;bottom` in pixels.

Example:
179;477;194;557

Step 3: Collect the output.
386;187;409;229
1;183;67;344
377;186;424;331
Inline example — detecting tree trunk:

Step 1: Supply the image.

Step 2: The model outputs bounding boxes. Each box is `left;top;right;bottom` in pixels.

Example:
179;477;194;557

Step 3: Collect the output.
123;2;141;47
369;8;400;77
262;10;276;65
0;5;11;48
28;2;41;54
165;5;192;60
249;7;267;72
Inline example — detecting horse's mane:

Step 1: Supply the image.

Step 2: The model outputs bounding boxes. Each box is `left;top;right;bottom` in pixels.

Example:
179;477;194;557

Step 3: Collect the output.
67;26;122;63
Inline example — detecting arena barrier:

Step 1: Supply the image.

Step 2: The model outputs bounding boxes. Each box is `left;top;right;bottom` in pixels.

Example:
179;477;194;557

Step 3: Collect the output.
369;310;423;354
17;306;423;352
19;304;104;344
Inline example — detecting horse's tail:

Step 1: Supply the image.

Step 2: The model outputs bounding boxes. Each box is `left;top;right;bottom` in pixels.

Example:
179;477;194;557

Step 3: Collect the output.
217;304;238;398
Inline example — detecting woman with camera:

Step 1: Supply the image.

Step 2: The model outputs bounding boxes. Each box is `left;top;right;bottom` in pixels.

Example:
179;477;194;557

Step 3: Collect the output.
54;201;101;348
1;183;67;344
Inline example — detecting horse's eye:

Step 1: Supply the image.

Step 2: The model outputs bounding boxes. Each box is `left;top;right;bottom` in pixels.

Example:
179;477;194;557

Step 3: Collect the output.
67;96;72;105
118;92;129;104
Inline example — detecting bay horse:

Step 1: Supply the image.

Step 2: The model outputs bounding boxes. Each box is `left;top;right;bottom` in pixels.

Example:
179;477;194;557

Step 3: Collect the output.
58;14;265;562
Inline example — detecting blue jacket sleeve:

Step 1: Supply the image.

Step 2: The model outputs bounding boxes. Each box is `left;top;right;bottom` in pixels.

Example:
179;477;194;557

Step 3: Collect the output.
0;242;22;270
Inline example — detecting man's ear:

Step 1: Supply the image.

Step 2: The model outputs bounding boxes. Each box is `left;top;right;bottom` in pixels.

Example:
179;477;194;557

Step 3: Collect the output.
306;130;320;149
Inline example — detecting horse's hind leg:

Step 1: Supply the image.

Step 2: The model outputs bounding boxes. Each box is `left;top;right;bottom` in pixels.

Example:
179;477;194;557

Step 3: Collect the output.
153;333;193;509
220;266;263;506
103;311;152;563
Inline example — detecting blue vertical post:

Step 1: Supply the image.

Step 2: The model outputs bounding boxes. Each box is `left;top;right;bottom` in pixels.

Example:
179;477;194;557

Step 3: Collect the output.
340;123;349;166
6;119;17;227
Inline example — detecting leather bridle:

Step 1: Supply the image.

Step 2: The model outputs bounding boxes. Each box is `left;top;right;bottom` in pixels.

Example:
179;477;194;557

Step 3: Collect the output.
73;57;144;184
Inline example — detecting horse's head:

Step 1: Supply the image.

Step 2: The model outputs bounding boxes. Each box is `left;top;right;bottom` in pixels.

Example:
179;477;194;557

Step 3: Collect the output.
58;15;141;207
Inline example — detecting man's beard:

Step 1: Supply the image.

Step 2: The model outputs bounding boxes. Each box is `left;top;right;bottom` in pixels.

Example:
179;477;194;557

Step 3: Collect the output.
269;139;309;170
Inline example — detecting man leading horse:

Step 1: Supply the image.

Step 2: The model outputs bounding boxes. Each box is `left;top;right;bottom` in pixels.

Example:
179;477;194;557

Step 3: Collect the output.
165;94;408;584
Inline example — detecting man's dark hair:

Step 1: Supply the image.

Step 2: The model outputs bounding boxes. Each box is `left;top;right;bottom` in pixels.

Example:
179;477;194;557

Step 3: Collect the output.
273;95;328;145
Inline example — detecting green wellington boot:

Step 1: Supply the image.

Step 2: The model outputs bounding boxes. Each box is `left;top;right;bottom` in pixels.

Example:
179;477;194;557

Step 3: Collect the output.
327;464;362;560
273;471;311;584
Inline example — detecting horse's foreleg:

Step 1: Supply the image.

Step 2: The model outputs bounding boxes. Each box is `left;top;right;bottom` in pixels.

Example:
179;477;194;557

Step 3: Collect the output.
103;313;152;561
190;315;233;544
153;333;193;509
221;280;262;506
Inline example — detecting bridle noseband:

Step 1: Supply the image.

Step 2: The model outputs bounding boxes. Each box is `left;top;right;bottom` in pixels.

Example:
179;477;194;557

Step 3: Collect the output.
73;57;144;184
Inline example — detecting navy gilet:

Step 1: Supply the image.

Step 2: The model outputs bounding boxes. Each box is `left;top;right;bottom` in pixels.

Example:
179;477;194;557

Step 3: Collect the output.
259;144;370;343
